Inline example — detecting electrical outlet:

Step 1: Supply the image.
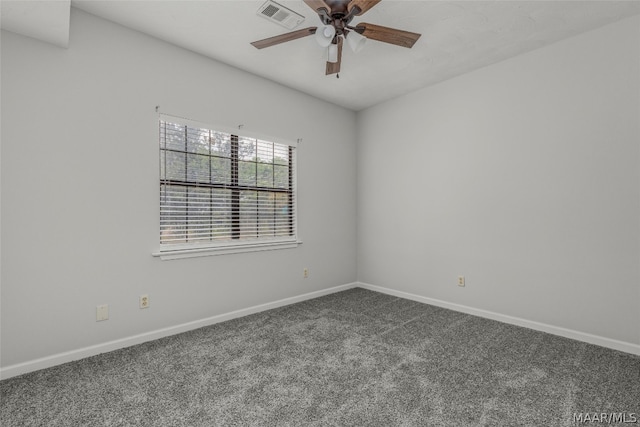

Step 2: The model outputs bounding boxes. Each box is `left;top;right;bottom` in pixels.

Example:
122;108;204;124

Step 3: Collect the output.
139;294;149;309
96;304;109;321
303;268;309;279
458;276;465;287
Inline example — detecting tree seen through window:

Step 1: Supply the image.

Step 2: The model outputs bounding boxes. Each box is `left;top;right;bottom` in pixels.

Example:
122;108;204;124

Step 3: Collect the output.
159;120;295;245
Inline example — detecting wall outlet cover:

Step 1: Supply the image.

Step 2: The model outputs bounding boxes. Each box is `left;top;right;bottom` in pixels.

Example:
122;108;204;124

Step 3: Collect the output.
96;304;109;321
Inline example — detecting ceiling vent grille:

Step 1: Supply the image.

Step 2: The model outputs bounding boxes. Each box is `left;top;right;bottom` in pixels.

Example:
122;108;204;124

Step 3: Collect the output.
257;0;305;30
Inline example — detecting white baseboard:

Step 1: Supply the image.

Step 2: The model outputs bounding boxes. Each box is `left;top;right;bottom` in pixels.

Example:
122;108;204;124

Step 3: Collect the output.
0;282;358;380
357;282;640;356
4;280;637;380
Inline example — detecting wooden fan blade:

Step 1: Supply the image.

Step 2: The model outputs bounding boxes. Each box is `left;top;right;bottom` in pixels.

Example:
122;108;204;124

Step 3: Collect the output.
303;0;331;13
347;0;381;16
326;37;343;75
357;22;421;48
251;27;317;49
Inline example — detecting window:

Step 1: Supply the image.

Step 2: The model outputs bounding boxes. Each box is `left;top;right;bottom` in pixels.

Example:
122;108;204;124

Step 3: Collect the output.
155;117;297;259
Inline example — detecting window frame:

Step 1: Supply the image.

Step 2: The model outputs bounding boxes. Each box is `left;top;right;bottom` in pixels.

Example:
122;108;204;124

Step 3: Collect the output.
153;114;300;260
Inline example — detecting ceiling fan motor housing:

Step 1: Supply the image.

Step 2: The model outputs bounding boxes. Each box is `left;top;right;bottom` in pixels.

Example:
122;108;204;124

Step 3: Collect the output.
322;0;358;34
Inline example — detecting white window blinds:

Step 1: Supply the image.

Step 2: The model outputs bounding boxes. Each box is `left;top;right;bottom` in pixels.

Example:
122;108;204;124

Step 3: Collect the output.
159;119;296;249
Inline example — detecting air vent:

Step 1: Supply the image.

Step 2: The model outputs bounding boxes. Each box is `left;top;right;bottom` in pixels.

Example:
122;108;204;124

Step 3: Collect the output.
257;0;305;30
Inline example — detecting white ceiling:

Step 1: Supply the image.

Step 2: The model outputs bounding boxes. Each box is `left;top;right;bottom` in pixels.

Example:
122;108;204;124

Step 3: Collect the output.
3;1;640;111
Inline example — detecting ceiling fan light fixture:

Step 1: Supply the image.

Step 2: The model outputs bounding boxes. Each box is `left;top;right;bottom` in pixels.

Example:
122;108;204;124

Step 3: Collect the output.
315;24;336;47
347;30;367;53
250;1;422;76
327;43;339;63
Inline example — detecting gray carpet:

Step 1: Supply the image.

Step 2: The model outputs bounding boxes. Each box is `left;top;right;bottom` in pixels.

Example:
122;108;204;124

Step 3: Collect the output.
1;288;639;426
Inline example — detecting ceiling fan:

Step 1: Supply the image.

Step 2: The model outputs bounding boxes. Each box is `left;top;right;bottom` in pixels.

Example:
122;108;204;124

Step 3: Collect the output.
251;0;421;76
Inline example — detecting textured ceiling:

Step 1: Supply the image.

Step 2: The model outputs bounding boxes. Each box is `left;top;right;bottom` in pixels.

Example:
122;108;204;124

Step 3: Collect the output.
4;1;640;111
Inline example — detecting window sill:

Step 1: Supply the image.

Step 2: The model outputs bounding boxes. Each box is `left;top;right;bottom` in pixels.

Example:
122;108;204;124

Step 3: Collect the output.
152;239;302;260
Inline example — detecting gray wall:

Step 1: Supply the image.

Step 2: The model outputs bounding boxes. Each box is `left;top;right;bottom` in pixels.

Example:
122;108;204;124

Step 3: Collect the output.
357;15;640;346
2;8;639;372
1;9;357;368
